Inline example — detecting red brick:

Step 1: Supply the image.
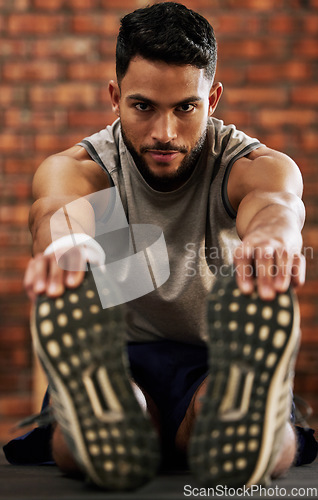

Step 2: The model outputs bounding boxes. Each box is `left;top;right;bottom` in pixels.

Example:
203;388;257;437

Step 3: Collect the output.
302;14;318;33
0;205;30;225
0;134;33;153
215;65;246;86
1;0;318;442
5;109;66;131
33;0;100;8
30;38;96;60
219;39;287;60
0;326;28;344
0;0;29;10
68;0;100;8
267;15;295;33
0;228;31;248
67;61;116;81
215;110;251;129
224;87;287;106
227;0;284;9
0;40;28;58
247;62;312;83
4;156;45;174
0;279;25;294
34;133;85;152
299;130;318;152
0;396;32;417
7;14;66;34
291;85;318;104
294;373;318;393
294;39;318;58
30;83;98;107
3;61;62;82
72;14;120;36
68;110;110;128
259;109;317;128
32;0;65;8
296;347;318;372
99;39;117;58
0;86;26;107
254;132;288;152
2;180;32;201
100;0;139;9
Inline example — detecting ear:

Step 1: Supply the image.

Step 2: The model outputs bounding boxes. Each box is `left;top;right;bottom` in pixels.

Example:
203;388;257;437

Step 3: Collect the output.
109;80;121;117
208;82;223;116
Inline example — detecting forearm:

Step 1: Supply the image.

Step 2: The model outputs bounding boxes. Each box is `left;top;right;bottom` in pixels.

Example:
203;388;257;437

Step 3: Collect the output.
30;197;96;256
236;190;305;252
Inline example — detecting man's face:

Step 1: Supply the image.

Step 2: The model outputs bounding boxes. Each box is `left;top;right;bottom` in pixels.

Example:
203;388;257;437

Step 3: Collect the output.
110;57;222;191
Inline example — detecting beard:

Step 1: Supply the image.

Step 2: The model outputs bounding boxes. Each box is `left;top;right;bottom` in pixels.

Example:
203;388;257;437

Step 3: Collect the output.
121;126;208;192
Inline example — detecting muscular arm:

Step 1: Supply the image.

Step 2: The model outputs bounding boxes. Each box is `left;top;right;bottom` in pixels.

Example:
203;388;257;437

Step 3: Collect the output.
228;146;305;299
25;146;110;299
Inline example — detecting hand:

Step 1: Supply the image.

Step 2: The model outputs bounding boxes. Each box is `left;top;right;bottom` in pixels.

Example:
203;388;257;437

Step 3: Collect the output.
233;234;306;301
24;248;86;302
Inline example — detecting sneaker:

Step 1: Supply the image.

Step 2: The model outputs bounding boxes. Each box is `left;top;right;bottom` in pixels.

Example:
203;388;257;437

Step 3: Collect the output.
30;270;160;490
188;269;300;487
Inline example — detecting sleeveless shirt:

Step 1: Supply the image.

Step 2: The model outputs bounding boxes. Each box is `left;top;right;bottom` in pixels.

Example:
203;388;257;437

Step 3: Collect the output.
78;118;261;345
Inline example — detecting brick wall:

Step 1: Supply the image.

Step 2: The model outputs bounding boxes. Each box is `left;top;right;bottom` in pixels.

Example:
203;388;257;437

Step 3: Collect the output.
1;0;317;445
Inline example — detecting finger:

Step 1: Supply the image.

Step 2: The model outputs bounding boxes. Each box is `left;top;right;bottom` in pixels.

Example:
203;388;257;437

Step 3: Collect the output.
291;254;306;288
47;256;65;297
32;254;50;295
254;246;276;301
233;243;255;295
60;247;86;288
273;248;292;292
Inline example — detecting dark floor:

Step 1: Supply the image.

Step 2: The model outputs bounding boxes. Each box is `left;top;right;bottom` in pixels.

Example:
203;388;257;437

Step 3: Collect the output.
1;449;317;500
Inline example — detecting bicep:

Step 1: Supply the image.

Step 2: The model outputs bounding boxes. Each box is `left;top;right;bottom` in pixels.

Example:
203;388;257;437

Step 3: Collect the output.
30;154;110;250
227;146;303;213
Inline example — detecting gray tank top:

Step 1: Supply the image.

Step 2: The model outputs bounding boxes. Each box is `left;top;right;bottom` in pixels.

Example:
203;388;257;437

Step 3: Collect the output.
78;118;261;345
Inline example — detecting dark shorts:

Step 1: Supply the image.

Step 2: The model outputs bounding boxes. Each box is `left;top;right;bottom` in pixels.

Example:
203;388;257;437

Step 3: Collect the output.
3;340;317;467
127;339;209;446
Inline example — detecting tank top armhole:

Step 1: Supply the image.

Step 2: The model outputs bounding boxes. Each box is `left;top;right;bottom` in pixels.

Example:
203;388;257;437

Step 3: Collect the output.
78;139;115;187
221;142;263;219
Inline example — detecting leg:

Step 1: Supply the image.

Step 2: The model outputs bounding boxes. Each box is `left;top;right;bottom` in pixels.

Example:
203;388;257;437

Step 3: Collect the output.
31;271;160;490
188;269;300;486
176;377;297;478
52;381;161;476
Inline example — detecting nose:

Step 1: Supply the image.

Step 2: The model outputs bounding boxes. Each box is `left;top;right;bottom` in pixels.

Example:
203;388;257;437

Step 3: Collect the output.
151;113;177;144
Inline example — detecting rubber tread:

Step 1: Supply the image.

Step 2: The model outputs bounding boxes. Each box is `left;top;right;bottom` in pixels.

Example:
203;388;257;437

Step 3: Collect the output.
31;272;160;490
188;271;300;487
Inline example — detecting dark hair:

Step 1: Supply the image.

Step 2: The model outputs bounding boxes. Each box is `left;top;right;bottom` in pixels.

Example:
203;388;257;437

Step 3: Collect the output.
116;2;217;85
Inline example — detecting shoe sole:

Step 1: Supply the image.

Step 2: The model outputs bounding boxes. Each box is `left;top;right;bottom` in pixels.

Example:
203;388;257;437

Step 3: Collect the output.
30;272;160;490
188;273;300;487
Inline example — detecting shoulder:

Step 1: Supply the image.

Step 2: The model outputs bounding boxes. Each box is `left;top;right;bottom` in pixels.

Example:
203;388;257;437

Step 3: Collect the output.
228;145;303;211
207;118;261;160
33;145;110;200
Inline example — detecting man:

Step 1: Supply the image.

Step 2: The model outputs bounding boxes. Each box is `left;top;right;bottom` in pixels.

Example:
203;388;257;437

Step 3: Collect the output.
4;1;317;491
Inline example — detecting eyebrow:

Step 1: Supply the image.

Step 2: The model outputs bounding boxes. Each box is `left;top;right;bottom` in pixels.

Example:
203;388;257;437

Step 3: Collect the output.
126;93;203;107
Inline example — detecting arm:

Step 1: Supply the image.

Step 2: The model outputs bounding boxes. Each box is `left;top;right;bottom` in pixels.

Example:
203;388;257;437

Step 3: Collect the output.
24;146;110;300
228;146;306;300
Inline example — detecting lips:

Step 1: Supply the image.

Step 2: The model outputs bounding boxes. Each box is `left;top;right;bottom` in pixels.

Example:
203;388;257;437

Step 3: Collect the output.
147;151;180;163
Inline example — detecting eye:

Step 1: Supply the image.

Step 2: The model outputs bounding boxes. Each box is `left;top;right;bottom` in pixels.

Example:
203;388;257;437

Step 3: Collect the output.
135;102;151;111
176;103;196;113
